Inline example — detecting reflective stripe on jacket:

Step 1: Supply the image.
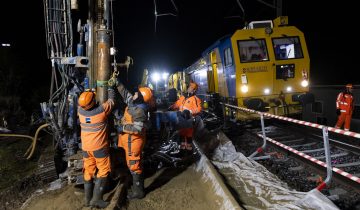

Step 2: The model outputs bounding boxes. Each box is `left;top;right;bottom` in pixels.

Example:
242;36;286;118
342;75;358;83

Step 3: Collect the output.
79;100;114;151
336;92;354;114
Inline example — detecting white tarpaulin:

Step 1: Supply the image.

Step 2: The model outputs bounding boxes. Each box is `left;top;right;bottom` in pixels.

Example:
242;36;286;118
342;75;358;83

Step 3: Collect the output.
208;132;339;210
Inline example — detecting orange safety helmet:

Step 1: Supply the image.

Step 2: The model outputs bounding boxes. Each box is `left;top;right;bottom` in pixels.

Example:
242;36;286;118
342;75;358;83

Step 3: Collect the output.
138;87;153;103
78;91;96;110
346;84;353;89
189;81;199;91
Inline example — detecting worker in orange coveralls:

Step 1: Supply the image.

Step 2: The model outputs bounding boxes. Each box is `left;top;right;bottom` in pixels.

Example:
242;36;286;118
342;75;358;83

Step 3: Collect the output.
169;81;202;152
335;84;354;131
115;81;153;199
78;88;115;208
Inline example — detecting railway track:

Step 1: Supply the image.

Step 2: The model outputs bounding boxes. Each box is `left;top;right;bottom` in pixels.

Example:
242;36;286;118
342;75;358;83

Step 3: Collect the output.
226;120;360;209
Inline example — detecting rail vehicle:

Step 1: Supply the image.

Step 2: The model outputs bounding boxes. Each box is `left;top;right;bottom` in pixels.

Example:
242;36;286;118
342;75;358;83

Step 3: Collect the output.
182;16;314;119
167;71;188;99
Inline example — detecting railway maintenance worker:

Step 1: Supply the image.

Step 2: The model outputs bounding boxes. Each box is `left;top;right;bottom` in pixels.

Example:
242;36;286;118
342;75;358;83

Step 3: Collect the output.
169;81;202;153
335;84;354;131
115;81;153;199
78;88;115;208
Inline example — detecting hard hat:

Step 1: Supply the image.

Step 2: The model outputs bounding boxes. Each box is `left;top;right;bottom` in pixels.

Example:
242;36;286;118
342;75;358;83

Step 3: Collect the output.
78;91;96;110
346;84;353;89
139;87;153;103
189;81;199;91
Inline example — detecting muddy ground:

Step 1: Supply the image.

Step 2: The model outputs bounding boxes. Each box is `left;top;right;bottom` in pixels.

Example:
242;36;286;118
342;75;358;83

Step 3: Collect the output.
22;165;222;210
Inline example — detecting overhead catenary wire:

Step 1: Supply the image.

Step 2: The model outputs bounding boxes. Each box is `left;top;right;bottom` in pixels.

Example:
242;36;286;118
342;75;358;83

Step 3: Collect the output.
153;0;178;34
224;0;245;20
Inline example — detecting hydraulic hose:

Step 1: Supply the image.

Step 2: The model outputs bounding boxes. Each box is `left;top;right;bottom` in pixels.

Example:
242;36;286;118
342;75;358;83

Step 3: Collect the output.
0;123;50;160
26;124;50;160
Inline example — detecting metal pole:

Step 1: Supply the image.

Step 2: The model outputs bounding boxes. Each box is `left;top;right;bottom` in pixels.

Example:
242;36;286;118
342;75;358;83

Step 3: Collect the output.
96;27;111;104
87;0;95;89
316;126;333;191
249;113;267;158
103;0;110;29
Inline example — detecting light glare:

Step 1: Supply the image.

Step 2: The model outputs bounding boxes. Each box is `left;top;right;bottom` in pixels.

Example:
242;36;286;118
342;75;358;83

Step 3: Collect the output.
241;85;248;93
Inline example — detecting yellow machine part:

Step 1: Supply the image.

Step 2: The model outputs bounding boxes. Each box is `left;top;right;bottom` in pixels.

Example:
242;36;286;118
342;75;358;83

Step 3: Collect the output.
168;71;188;97
210;51;219;93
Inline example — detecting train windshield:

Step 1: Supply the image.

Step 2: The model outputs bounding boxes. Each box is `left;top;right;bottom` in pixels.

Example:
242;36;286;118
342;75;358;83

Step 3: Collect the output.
272;36;304;60
238;39;269;63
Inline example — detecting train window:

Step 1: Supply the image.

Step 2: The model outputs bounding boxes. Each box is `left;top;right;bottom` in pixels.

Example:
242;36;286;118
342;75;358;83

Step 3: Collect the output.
237;39;269;63
311;101;323;114
224;48;233;66
272;36;304;60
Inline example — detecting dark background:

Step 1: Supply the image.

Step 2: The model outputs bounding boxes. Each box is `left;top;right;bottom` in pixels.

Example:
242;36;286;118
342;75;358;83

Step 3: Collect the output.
0;0;358;113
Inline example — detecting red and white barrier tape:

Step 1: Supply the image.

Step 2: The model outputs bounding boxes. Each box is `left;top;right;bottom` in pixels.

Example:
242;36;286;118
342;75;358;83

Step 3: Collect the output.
258;134;360;184
224;103;360;139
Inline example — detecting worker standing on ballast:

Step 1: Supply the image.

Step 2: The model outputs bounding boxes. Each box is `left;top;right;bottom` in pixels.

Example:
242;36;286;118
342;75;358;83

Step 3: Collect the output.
335;84;354;131
169;81;202;152
114;81;153;199
78;88;115;208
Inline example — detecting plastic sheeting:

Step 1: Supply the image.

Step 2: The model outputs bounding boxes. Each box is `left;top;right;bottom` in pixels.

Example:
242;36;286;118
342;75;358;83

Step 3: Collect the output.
210;133;339;210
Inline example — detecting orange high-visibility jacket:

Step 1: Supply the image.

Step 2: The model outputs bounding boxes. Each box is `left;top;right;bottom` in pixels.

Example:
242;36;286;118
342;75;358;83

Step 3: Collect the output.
120;106;147;135
336;92;354;115
171;95;202;115
79;101;114;151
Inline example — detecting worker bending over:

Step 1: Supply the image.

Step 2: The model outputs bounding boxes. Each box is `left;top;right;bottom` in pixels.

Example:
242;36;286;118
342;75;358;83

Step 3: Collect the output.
115;81;152;199
169;81;202;152
335;84;354;131
78;88;115;208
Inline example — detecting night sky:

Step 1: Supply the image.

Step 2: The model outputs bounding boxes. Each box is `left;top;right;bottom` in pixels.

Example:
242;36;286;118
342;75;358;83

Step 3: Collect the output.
0;0;358;110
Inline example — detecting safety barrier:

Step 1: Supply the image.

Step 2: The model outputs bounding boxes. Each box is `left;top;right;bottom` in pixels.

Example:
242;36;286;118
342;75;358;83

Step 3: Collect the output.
222;103;360;139
257;133;360;185
219;103;360;191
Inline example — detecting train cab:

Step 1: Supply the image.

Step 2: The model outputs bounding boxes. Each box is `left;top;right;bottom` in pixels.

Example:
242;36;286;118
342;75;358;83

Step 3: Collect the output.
185;16;314;119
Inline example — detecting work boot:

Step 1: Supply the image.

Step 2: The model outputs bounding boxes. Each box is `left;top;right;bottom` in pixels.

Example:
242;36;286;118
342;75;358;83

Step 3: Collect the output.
84;180;93;207
127;173;145;199
90;177;109;208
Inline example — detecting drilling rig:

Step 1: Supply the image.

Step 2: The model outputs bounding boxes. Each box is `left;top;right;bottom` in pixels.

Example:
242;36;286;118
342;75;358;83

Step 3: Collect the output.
42;0;119;159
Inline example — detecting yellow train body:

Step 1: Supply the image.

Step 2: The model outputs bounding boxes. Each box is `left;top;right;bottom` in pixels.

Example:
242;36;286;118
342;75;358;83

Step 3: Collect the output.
180;17;313;120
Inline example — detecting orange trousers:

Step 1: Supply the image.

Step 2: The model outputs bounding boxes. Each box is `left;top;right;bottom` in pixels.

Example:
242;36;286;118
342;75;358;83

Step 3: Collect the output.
118;133;145;174
336;113;352;131
83;148;110;181
179;128;193;150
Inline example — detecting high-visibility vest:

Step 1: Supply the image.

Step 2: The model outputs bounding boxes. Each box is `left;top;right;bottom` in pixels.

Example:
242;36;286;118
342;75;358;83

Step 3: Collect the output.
78;101;113;151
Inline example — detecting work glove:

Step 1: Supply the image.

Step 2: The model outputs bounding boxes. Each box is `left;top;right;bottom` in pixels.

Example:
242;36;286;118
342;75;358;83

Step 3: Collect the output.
336;109;341;116
182;109;191;119
116;125;123;133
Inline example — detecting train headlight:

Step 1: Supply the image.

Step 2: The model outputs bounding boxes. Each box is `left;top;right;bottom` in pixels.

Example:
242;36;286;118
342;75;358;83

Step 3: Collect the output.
301;80;309;87
241;85;249;93
264;88;270;94
286;86;292;92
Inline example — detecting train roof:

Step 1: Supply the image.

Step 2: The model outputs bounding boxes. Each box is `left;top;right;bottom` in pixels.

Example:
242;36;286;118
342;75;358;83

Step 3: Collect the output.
201;34;231;57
